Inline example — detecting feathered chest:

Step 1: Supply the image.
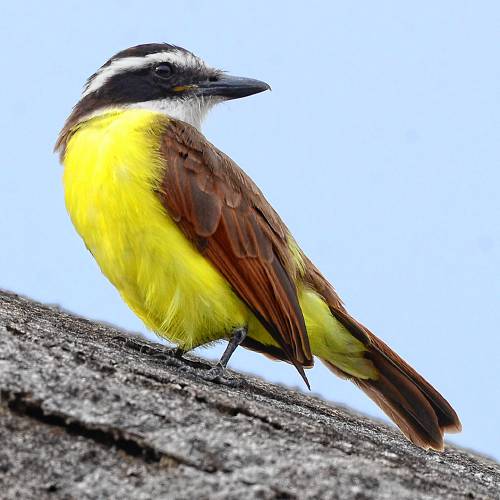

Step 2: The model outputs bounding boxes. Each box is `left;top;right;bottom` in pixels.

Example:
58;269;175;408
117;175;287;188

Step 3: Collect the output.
62;109;247;344
63;110;168;253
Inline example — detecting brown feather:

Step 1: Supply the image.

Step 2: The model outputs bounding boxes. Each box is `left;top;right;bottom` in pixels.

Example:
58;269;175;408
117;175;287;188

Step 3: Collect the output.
55;90;461;450
304;258;461;449
157;120;313;383
157;119;460;449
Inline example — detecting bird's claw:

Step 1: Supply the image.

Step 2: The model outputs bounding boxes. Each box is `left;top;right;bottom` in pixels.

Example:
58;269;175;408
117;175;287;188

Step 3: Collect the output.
204;364;245;388
205;363;225;382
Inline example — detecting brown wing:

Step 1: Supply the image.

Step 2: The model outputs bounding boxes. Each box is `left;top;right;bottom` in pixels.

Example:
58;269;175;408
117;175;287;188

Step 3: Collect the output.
157;120;313;381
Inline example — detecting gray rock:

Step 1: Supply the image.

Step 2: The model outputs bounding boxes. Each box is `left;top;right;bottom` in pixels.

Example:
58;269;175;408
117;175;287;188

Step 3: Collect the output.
0;289;498;499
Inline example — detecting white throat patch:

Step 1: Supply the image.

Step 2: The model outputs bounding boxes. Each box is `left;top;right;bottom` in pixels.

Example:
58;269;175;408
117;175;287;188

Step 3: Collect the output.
78;96;220;131
126;96;221;130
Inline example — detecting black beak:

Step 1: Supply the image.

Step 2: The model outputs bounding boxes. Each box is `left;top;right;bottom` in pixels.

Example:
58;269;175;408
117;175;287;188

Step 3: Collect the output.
196;74;271;100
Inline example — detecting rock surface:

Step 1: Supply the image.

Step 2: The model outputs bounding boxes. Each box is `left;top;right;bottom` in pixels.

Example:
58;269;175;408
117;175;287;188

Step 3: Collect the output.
0;289;498;499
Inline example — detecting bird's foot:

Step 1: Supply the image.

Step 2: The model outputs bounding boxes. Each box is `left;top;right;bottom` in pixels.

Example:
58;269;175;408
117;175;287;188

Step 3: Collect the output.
148;347;191;371
204;363;245;388
149;351;170;362
205;362;225;382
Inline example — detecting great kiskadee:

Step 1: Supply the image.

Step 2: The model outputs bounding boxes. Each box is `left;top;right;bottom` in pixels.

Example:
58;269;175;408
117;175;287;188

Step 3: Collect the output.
56;43;461;450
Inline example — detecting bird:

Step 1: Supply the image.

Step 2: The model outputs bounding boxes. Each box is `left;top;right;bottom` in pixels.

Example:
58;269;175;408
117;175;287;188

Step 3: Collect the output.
56;43;461;451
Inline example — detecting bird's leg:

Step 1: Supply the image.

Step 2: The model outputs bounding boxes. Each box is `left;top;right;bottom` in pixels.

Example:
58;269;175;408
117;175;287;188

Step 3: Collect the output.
206;327;247;381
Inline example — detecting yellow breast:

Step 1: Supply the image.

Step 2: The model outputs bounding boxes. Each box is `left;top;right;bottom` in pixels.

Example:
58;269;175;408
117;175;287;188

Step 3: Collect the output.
63;109;249;348
62;108;371;378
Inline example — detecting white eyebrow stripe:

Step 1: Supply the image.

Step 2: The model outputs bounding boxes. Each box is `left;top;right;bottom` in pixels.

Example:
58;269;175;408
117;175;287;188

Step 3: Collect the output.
82;50;204;97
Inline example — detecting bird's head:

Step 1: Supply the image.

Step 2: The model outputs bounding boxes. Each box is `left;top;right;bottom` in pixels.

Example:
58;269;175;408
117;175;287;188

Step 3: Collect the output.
62;43;270;134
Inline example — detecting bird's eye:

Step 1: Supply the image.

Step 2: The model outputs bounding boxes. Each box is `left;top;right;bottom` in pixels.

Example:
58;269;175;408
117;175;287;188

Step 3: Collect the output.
154;63;174;78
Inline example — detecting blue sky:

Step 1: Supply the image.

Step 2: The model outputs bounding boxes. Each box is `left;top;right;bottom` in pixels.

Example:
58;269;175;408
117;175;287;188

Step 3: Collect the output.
1;1;499;459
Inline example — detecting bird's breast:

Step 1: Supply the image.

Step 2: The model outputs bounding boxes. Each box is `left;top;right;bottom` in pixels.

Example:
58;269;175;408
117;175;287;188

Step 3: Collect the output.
62;109;248;347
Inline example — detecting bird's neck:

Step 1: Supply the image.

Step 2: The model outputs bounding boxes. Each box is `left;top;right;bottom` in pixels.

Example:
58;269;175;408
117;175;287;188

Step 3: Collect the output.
55;97;214;158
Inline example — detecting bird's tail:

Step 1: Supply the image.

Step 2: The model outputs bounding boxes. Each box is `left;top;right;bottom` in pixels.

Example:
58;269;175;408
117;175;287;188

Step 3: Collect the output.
301;259;461;450
321;325;462;450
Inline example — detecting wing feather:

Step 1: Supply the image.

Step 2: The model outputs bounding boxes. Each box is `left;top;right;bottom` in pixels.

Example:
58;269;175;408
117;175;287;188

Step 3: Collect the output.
157;120;313;375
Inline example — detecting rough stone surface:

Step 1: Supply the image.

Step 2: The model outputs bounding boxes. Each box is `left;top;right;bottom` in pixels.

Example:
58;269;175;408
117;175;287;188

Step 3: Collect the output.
0;289;498;500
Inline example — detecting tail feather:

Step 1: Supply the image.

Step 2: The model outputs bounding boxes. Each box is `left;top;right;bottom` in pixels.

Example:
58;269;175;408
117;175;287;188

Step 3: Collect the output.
355;373;443;450
367;334;462;434
323;332;461;450
246;256;461;450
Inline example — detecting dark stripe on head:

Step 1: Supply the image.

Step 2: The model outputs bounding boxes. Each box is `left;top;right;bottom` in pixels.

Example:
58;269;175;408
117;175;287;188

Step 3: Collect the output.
103;43;193;67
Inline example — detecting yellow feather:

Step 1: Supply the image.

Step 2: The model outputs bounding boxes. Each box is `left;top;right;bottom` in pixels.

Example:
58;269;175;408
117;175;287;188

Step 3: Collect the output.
64;109;249;349
63;108;375;379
